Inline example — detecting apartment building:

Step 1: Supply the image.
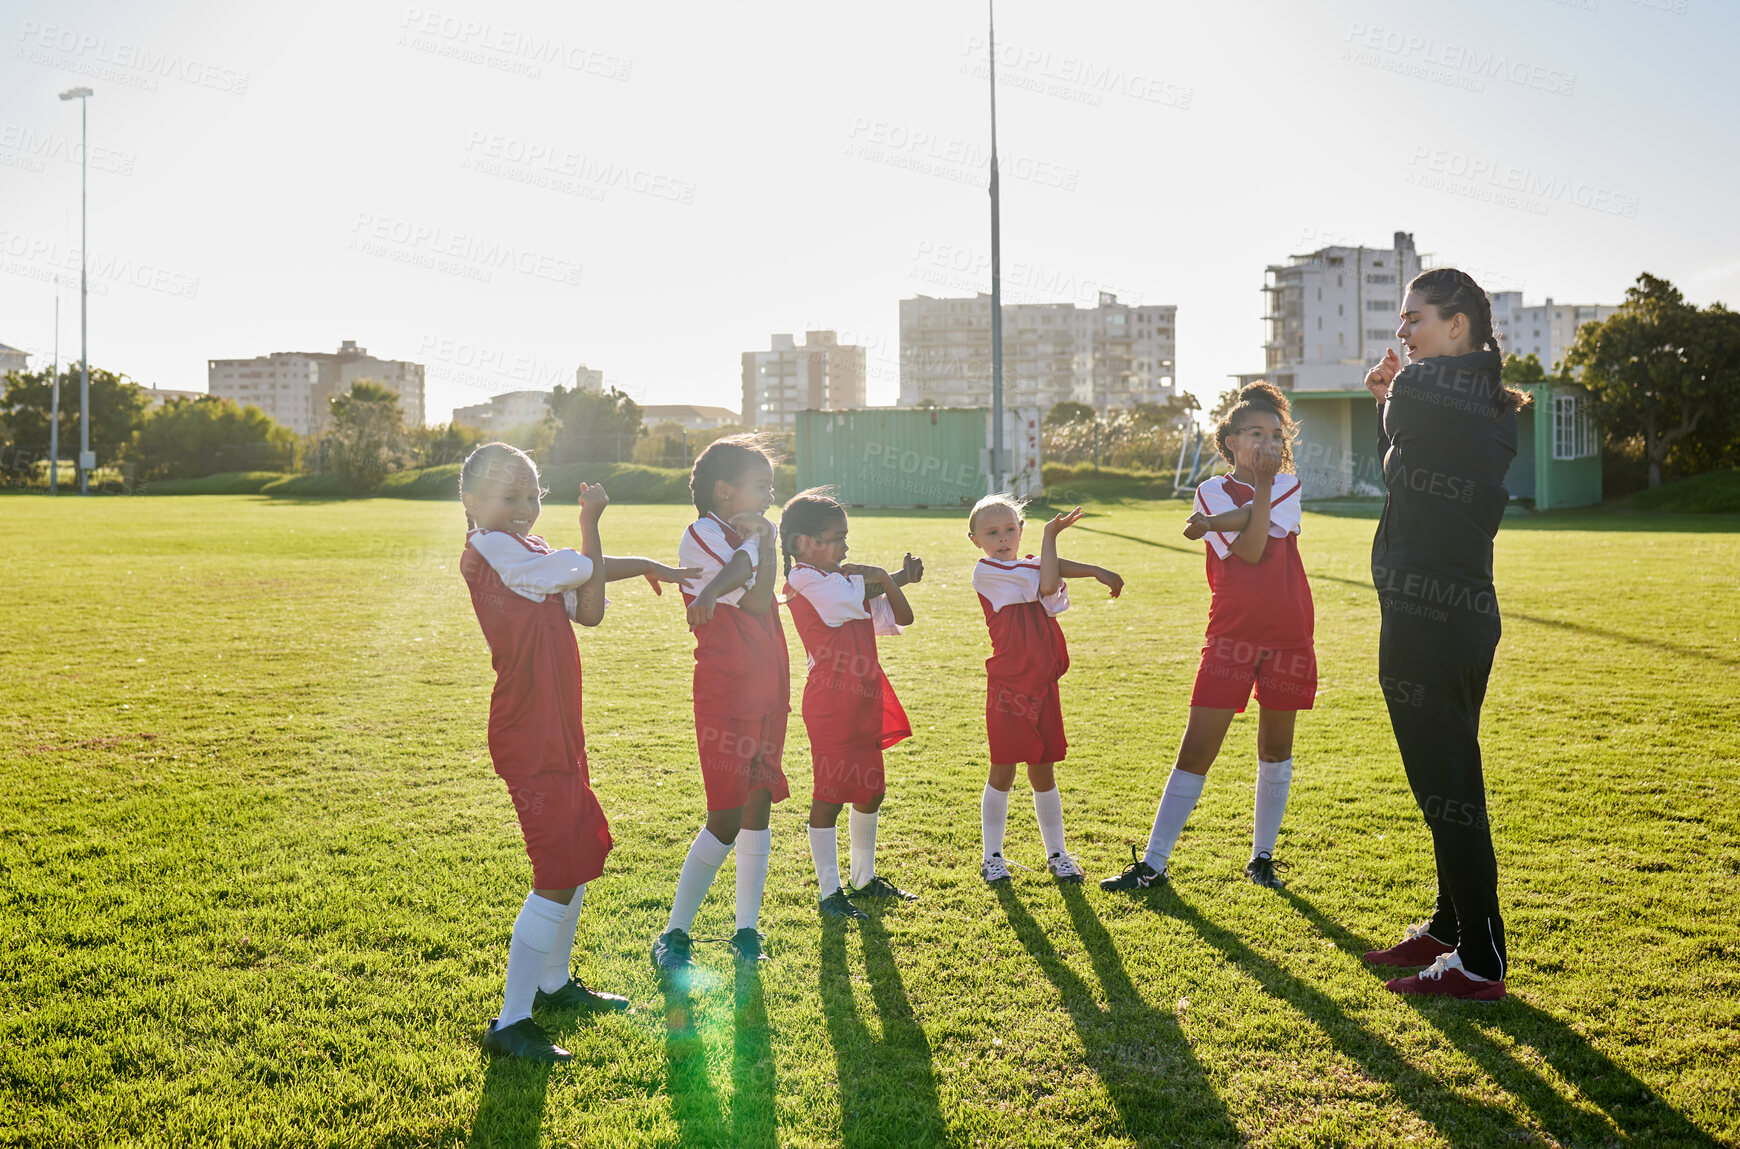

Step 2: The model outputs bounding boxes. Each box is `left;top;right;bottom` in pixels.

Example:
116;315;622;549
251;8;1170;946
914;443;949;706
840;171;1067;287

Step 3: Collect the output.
208;340;425;435
742;331;867;429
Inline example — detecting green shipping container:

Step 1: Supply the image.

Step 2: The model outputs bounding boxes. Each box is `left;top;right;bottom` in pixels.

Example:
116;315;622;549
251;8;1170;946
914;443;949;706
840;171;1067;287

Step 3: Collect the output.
795;407;1042;508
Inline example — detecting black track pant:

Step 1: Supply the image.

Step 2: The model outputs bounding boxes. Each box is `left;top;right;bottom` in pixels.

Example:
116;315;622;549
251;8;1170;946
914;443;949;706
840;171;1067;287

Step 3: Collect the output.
1378;596;1507;981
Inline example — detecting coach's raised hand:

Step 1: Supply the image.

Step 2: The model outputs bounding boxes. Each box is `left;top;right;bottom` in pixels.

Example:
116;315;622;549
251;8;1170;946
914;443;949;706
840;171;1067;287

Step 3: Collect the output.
1365;347;1401;402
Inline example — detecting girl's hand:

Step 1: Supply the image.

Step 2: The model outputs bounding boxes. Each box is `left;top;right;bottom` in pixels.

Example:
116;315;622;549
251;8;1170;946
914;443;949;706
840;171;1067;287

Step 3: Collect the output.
900;552;924;584
1183;512;1209;541
1235;440;1283;481
687;592;717;629
1044;507;1084;536
1097;568;1125;598
843;563;891;588
728;511;775;542
578;483;610;522
644;564;701;597
1364;347;1401;401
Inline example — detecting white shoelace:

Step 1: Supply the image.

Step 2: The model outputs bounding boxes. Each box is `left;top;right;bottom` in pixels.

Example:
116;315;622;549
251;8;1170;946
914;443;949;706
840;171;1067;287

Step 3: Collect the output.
1418;952;1464;981
1048;852;1085;877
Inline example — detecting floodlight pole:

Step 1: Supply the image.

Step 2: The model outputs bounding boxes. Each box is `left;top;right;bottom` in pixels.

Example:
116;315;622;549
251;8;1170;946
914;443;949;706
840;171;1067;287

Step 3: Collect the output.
50;296;60;494
987;0;1005;494
59;86;93;494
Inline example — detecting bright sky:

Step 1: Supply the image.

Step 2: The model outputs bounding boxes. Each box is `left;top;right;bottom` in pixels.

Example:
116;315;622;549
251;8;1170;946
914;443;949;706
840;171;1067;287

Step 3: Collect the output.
2;0;1734;425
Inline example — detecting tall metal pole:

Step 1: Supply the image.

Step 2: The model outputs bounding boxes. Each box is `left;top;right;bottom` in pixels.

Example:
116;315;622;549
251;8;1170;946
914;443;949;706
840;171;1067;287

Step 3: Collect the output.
49;297;60;494
987;0;1005;494
78;93;89;495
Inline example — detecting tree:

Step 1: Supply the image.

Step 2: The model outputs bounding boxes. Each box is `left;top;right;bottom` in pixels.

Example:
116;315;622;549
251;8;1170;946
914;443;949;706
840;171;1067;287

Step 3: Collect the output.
1207;386;1242;427
1044;401;1096;428
326;379;408;491
1;363;150;484
633;420;689;467
410;420;485;468
1565;274;1740;487
1500;352;1548;386
548;384;641;464
137;396;295;479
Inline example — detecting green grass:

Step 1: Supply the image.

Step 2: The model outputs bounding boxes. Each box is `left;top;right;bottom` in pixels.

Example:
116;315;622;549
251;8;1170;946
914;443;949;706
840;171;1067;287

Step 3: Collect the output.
2;496;1737;1148
1627;470;1740;514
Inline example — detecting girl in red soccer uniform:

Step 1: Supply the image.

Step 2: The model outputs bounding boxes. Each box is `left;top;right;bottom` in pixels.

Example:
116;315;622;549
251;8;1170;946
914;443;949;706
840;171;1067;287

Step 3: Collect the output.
780;490;923;917
968;495;1124;885
653;438;790;973
459;442;693;1062
1101;383;1314;893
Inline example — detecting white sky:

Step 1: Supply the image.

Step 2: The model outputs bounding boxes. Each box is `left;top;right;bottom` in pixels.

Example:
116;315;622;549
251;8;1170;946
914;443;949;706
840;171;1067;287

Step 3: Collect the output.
2;0;1734;424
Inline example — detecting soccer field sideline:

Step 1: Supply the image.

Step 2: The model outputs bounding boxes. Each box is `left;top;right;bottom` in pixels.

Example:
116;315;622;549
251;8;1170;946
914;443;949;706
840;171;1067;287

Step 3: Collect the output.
2;496;1736;1147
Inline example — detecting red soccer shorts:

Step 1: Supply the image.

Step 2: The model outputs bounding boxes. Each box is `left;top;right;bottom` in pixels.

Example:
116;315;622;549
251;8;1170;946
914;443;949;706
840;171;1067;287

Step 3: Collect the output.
1190;636;1317;713
986;679;1068;767
499;769;614;889
696;710;792;811
810;743;887;806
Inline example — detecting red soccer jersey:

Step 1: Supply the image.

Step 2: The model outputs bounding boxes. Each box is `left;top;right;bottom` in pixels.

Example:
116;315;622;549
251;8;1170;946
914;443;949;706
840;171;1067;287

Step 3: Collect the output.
677;513;792;722
782;564;911;758
1194;474;1314;648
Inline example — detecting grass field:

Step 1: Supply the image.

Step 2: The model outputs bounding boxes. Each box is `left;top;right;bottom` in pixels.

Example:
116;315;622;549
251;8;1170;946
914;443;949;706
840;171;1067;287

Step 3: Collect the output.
3;495;1738;1148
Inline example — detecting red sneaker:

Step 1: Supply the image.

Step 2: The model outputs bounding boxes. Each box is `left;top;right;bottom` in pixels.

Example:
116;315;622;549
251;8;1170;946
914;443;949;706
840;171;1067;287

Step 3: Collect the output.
1363;922;1456;967
1385;953;1506;1002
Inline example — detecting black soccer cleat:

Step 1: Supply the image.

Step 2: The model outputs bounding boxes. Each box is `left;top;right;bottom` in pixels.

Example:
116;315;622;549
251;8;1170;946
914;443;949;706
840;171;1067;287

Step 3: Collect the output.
847;875;918;902
818;889;870;921
482;1016;572;1062
1244;853;1290;890
535;976;630;1012
1099;845;1167;892
652;928;694;975
729;927;770;962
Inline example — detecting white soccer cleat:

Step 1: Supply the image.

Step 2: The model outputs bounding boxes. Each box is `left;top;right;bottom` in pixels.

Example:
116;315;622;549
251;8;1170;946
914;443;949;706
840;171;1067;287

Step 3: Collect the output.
980;853;1013;884
1046;851;1087;883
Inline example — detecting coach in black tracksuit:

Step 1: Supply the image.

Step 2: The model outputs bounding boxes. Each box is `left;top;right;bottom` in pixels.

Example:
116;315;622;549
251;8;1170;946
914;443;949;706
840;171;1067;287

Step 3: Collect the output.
1360;269;1523;1001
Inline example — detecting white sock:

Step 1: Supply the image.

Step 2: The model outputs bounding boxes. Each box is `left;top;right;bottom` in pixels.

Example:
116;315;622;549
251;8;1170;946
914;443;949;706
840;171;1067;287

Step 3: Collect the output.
1033;786;1067;858
735;827;771;931
1143;768;1207;872
1252;758;1294;860
982;784;1009;862
665;827;733;934
848;808;879;889
809;825;841;899
500;892;567;1026
537;884;585;994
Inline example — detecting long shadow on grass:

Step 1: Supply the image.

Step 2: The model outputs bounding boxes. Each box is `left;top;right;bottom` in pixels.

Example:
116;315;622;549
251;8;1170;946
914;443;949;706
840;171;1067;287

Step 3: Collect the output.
1074;523;1740;669
818;918;945;1147
731;963;778;1148
466;1056;550;1149
662;978;729;1147
1152;894;1538;1144
997;883;1240;1146
1279;890;1724;1147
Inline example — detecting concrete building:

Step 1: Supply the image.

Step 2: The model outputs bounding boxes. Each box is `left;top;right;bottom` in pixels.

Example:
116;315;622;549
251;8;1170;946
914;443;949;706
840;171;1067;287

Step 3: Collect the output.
137;385;207;409
1489;293;1617;371
208;340;425;435
1261;232;1423;392
898;292;1176;415
640;404;740;432
0;341;28;378
742;331;867;429
575;364;604;394
453;390;553;430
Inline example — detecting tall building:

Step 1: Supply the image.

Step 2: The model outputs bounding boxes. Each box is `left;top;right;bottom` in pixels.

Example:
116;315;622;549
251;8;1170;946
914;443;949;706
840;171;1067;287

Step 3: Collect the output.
1261;232;1422;391
575;364;604;394
640;404;740;432
742;331;867;429
453;390;553;430
208;340;425;435
1489;293;1617;372
898;292;1176;414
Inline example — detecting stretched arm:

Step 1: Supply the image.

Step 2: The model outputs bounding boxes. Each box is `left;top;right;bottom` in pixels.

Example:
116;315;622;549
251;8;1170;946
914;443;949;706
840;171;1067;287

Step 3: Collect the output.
1184;506;1251;540
859;566;914;627
862;552;923;601
1056;557;1124;598
1040;507;1083;596
603;556;701;597
1228;478;1274;565
572;484;609;626
732;514;778;617
686;550;754;629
